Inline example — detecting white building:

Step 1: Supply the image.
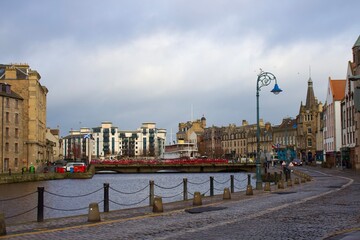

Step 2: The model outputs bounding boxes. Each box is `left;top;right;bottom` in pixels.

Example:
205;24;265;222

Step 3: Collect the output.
323;77;345;166
119;122;166;158
63;122;166;160
92;122;120;159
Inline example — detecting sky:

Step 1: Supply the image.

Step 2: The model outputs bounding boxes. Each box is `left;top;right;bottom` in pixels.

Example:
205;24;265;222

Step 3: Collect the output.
1;0;359;142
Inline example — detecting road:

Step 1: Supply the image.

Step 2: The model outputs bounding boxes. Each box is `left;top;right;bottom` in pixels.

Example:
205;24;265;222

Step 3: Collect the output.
1;166;359;239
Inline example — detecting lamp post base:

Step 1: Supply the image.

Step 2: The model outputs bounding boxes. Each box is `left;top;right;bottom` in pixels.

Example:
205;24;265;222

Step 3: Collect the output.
256;181;263;190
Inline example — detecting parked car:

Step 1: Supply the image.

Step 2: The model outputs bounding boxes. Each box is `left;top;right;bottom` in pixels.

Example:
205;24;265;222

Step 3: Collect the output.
292;159;303;166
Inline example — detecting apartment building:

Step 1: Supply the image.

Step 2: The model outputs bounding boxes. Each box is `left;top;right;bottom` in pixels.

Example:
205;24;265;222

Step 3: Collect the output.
62;127;93;162
0;64;48;171
63;122;166;160
0;83;24;173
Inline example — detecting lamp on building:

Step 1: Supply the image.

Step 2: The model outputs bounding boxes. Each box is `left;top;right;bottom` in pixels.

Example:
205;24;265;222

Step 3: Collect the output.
256;70;282;190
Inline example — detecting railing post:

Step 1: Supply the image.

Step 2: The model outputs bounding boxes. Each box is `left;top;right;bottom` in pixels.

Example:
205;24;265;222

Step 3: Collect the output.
183;178;188;201
230;175;234;193
149;180;154;206
37;187;44;222
210;176;214;197
103;183;109;213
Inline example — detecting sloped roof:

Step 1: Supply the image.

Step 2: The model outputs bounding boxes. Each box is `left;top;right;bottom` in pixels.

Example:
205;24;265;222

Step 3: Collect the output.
330;78;346;101
353;35;360;47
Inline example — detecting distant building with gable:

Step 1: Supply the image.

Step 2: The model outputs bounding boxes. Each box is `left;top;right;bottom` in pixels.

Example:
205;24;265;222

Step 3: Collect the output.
323;77;346;167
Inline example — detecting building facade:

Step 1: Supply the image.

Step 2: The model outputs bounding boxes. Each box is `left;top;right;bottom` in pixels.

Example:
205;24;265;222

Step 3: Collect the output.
63;122;166;160
349;35;360;170
0;83;24;173
340;60;356;168
198;125;224;158
45;128;63;163
323;78;346;166
272;117;297;162
296;77;323;163
0;64;48;171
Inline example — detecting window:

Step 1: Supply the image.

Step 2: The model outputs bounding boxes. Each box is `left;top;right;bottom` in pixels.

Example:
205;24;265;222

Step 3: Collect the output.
307;138;312;147
6;112;9;123
15;128;19;138
307;128;312;134
15;99;19;109
5;142;9;151
15;143;19;153
5;98;10;107
15;113;19;124
15;158;18;167
6;127;9;137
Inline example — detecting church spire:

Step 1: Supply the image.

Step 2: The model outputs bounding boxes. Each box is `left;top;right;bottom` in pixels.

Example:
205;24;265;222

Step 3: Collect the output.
305;77;316;109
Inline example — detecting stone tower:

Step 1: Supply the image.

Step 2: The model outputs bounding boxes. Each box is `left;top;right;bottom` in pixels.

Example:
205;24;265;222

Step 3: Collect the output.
296;77;323;163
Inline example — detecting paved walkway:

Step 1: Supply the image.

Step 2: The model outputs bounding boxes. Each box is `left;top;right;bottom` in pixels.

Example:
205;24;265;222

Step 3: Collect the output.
0;166;359;239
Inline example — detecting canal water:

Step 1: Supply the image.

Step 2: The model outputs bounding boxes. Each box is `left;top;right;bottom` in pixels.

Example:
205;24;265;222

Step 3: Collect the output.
0;172;255;224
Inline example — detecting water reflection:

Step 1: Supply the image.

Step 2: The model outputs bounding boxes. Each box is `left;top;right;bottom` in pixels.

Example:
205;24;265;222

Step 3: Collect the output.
0;172;254;224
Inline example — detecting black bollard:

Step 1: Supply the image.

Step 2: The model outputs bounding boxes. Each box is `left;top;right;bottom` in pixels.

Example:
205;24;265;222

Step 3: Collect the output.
149;180;154;206
103;183;109;213
183;178;188;201
210;177;214;197
230;175;234;193
37;187;44;222
247;174;251;186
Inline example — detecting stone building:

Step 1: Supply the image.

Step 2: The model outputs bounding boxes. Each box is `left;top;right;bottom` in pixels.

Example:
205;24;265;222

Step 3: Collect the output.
0;64;48;171
176;116;206;154
198;125;224;159
272;117;297;162
0;83;24;173
221;120;254;160
296;77;323;163
45;128;63;163
247;120;273;160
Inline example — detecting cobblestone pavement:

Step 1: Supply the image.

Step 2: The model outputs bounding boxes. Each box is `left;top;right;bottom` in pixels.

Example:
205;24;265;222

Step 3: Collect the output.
1;166;359;240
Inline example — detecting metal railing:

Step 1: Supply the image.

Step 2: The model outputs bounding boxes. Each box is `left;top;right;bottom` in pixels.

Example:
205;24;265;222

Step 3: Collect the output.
0;174;251;223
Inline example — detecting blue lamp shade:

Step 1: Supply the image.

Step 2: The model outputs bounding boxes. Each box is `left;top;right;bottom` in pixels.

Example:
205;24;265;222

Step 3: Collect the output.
271;83;282;95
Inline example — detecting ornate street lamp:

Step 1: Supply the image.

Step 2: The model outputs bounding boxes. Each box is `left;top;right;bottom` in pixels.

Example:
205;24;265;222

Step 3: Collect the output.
256;70;282;190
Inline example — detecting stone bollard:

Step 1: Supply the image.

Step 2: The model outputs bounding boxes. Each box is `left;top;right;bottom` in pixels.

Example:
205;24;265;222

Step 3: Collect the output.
223;188;231;200
264;182;271;192
287;179;293;187
278;180;285;189
246;185;253;196
0;213;6;236
294;178;300;185
153;197;163;213
88;203;101;222
193;192;202;206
